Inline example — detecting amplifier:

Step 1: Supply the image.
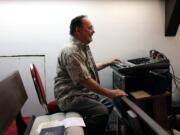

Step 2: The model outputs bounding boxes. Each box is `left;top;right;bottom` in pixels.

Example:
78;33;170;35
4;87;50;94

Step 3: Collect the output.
112;69;172;95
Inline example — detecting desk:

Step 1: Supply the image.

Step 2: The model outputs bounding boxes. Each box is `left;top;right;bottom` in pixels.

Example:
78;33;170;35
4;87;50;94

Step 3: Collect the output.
130;90;171;131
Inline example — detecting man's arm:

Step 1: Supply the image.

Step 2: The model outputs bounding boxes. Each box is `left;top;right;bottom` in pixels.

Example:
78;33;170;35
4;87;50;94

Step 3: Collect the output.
96;59;121;71
80;78;127;98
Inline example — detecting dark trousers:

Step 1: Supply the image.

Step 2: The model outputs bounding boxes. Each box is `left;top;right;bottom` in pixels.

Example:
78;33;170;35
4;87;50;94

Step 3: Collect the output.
65;95;113;135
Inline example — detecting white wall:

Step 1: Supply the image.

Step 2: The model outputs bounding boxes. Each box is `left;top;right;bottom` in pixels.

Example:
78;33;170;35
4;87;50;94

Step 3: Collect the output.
0;0;180;115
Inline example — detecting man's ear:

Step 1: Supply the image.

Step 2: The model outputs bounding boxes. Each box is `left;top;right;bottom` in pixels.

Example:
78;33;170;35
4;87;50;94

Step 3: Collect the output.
76;27;79;33
76;27;81;33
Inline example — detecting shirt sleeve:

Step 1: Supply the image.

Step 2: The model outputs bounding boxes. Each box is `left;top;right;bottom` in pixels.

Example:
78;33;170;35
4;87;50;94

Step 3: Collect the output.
65;53;91;84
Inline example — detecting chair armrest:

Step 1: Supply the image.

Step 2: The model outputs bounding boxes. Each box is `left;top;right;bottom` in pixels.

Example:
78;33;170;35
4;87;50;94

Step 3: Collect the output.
24;116;36;135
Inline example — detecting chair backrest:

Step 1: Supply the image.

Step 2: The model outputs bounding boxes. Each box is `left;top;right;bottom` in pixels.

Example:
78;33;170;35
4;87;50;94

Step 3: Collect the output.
30;64;48;112
0;71;28;134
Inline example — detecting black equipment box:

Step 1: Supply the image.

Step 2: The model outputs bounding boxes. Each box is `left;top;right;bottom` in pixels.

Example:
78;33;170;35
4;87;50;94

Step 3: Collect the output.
112;69;172;95
111;51;172;95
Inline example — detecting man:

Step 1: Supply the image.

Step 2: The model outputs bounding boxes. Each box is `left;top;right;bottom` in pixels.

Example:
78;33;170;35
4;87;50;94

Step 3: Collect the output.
54;15;127;135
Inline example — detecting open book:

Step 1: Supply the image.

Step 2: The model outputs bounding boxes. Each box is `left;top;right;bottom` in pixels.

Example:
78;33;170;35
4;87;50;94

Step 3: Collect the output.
29;112;85;135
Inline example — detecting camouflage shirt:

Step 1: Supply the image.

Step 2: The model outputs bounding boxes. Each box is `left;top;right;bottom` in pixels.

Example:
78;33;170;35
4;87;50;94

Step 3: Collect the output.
54;37;99;111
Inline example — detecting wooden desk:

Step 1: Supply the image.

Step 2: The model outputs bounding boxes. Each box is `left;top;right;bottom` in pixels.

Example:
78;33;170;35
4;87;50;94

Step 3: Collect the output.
130;90;171;131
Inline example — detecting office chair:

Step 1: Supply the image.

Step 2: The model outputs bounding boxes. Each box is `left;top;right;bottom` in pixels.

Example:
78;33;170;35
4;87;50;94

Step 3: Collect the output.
30;63;60;114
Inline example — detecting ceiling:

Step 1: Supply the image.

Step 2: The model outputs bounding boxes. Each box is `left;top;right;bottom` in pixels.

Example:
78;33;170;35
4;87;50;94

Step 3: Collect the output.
165;0;179;36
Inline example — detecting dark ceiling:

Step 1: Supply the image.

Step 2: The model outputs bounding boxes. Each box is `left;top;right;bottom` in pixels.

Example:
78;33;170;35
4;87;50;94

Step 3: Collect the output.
165;0;179;36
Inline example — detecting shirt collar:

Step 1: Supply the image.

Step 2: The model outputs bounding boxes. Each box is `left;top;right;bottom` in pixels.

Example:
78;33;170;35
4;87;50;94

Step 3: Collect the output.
71;36;88;50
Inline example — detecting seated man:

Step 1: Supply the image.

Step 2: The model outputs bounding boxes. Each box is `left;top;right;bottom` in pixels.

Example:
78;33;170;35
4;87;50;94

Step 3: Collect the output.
54;15;127;135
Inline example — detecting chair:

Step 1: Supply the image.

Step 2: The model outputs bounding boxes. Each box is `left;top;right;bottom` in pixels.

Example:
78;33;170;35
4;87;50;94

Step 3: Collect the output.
0;71;33;135
30;63;60;114
0;71;85;135
5;114;33;135
30;64;85;135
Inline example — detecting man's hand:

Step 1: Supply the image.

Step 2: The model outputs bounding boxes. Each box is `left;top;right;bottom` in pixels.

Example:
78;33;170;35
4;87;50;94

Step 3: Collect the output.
96;58;121;70
108;59;121;65
108;89;128;98
80;78;128;98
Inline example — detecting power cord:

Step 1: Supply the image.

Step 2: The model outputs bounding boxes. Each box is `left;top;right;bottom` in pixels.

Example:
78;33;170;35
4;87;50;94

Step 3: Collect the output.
170;64;180;93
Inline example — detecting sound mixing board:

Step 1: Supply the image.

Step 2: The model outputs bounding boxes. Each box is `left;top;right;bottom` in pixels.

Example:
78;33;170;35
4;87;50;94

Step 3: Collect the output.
111;57;170;74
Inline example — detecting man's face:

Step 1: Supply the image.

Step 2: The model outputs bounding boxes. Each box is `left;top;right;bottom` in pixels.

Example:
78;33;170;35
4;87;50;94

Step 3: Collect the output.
78;17;95;44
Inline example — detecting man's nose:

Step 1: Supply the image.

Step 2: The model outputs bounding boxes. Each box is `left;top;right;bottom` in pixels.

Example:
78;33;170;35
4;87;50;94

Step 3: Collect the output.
92;29;95;34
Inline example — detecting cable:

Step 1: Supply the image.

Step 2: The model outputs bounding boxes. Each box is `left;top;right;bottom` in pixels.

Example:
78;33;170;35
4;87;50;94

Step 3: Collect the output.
170;64;180;92
150;50;180;92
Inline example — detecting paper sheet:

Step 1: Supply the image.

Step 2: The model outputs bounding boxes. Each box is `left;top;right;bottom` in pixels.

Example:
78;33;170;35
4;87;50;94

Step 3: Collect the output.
64;117;86;128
